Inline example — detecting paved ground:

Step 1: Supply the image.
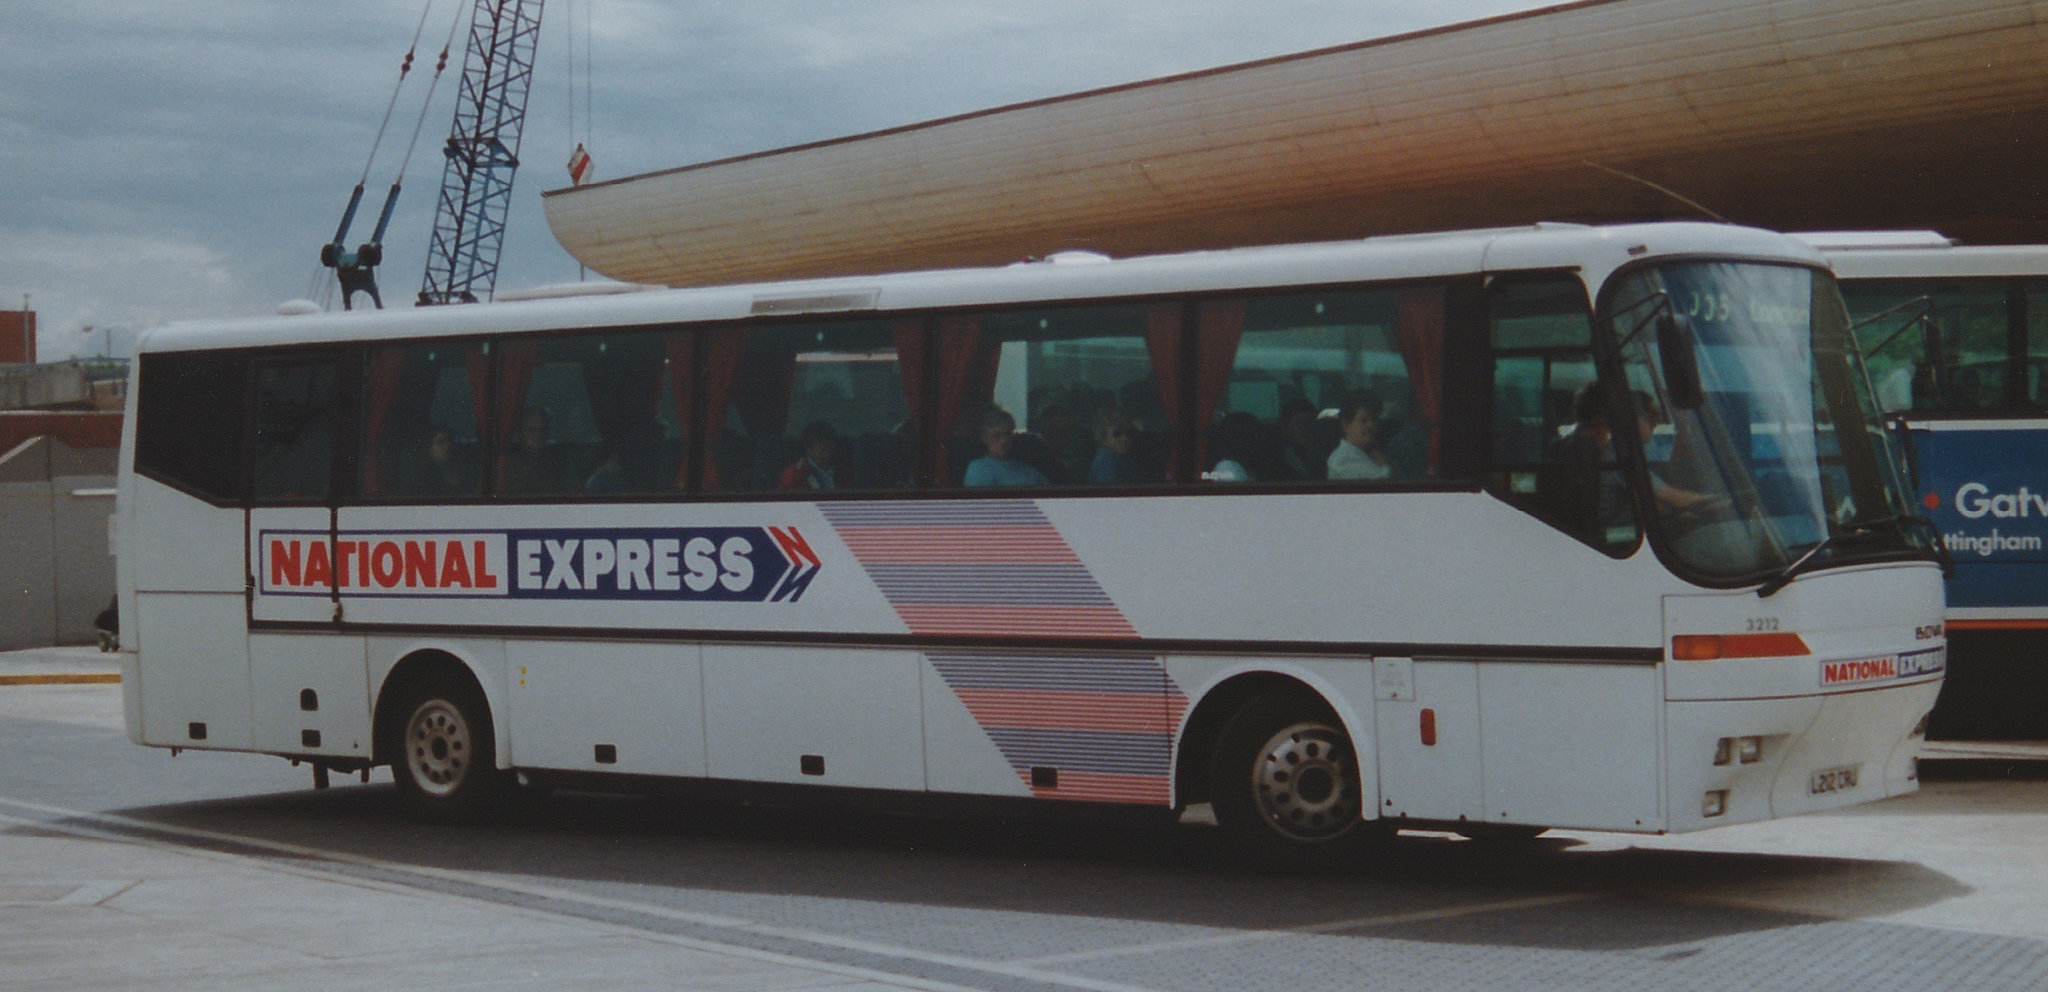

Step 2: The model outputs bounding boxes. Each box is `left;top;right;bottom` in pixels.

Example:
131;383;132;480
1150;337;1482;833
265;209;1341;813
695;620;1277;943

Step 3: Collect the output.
0;646;121;686
6;646;2048;992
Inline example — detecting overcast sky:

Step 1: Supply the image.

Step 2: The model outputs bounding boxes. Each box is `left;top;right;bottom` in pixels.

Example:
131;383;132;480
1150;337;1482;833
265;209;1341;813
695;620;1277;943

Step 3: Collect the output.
1;0;1544;360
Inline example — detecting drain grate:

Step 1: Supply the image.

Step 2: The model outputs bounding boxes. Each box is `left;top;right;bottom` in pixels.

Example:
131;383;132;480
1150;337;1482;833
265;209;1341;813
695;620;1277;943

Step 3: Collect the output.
0;881;134;906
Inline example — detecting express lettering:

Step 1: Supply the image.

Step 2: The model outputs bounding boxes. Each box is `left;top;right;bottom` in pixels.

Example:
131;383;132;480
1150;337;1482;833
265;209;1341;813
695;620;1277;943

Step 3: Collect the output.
1954;482;2048;520
515;536;756;594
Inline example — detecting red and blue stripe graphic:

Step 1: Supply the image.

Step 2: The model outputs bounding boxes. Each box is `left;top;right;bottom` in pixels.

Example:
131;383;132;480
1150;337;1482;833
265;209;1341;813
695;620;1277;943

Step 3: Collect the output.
929;651;1189;804
819;501;1137;638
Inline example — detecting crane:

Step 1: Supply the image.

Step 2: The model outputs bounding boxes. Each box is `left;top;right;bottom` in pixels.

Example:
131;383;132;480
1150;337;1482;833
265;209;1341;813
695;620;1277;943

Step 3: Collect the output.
418;0;545;305
321;0;546;309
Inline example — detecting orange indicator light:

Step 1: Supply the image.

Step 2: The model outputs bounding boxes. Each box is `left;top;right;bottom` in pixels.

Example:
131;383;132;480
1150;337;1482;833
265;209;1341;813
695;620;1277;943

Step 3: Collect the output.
1672;632;1811;660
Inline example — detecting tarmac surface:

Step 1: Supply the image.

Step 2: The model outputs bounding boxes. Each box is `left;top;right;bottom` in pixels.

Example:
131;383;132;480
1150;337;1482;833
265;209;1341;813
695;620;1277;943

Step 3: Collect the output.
5;644;2047;992
0;647;966;991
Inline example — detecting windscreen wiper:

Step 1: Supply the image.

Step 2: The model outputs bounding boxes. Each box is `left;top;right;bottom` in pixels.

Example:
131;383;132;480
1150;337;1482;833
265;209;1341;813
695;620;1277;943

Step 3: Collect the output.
1756;535;1840;598
1757;512;1948;597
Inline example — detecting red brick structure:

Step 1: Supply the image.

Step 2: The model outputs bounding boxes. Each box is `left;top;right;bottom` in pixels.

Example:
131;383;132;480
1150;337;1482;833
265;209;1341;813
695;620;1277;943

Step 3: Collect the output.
0;310;33;365
0;411;122;454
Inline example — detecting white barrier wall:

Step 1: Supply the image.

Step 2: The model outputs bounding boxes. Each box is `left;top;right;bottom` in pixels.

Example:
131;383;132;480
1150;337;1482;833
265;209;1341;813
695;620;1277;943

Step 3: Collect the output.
0;436;116;649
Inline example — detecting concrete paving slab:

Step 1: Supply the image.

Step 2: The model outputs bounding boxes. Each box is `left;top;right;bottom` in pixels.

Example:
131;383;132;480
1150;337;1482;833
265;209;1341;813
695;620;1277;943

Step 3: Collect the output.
0;822;950;992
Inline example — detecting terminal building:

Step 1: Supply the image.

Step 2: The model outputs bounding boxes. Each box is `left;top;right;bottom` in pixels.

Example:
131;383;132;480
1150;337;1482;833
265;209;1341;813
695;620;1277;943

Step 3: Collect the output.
543;0;2048;289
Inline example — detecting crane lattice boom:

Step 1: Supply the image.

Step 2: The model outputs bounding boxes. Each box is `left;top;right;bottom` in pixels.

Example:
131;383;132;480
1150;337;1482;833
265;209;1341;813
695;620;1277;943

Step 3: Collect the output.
419;0;544;306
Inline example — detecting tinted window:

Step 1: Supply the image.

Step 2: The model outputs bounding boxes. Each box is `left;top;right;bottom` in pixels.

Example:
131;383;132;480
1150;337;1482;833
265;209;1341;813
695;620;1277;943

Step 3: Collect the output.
493;331;684;497
251;358;342;504
135;351;247;503
1842;279;2011;412
2030;285;2048;407
1486;276;1635;554
707;320;914;493
360;341;485;499
1218;286;1447;484
935;304;1170;488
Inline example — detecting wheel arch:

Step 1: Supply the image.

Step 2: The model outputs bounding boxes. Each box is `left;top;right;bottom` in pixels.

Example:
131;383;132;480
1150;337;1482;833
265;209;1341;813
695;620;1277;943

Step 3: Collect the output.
371;647;501;769
1175;666;1374;810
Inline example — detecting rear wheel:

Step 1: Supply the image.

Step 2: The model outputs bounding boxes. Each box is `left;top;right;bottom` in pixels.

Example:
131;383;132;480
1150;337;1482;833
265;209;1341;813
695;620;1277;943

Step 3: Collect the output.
1210;690;1367;865
384;671;506;822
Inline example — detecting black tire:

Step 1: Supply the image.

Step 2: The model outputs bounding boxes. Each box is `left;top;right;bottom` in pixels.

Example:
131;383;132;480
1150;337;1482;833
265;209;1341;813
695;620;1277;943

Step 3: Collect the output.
1209;690;1368;866
384;670;506;823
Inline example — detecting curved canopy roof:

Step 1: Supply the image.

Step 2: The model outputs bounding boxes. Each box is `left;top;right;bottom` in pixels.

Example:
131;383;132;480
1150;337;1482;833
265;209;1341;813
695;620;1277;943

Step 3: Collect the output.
544;0;2048;288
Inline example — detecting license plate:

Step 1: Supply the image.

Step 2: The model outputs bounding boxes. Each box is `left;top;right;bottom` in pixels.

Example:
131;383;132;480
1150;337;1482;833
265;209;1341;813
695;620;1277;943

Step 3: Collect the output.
1809;765;1861;795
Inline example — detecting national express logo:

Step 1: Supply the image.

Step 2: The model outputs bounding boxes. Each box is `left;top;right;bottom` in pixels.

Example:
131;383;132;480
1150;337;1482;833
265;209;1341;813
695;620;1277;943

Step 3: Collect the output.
1818;646;1946;687
260;527;822;602
1923;483;2048;558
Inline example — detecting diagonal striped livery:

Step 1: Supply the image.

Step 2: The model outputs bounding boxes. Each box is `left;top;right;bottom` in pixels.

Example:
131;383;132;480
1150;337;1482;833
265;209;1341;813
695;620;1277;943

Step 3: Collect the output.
929;651;1188;804
821;501;1137;638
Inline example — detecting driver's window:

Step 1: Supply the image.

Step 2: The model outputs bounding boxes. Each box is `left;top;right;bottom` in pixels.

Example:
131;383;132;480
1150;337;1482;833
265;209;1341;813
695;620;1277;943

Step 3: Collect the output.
1487;277;1638;555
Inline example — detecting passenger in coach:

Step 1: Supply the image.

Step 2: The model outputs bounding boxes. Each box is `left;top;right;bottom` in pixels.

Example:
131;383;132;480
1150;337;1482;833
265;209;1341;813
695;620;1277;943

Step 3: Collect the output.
410;425;473;496
1325;390;1392;481
1551;384;1616;536
1207;411;1262;482
963;406;1049;487
778;421;840;491
1087;409;1144;484
1274;397;1327;480
584;446;629;493
499;407;566;494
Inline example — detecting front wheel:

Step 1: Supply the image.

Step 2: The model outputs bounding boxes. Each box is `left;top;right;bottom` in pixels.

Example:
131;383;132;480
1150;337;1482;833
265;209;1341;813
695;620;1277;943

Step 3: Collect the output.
1209;690;1367;866
384;671;506;822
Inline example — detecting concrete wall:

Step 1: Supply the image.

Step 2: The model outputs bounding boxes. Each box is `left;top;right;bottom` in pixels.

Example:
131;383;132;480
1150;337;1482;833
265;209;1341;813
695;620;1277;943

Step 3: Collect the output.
0;436;117;649
0;363;89;410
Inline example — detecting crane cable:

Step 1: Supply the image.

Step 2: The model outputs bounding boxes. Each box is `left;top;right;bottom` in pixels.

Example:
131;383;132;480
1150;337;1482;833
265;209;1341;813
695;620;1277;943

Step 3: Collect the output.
309;1;464;306
309;1;440;303
358;1;441;187
395;4;466;185
563;0;596;280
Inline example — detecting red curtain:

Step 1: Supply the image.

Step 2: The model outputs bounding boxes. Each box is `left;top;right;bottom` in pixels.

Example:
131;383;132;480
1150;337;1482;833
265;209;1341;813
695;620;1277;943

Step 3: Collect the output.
665;333;696;489
892;319;930;480
1392;287;1446;474
695;329;748;489
490;341;538;488
495;341;538;440
360;346;408;494
931;314;990;482
1147;300;1244;474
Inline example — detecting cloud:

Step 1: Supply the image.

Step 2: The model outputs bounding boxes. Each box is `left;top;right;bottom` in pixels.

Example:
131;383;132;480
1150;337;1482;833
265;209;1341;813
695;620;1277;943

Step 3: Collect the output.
1;0;1539;332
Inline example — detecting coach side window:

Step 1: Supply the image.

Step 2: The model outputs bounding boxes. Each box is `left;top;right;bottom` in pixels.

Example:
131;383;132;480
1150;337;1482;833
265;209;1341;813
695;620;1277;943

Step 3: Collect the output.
488;331;683;497
703;320;914;493
251;356;343;504
360;342;485;499
135;351;248;504
930;304;1168;488
1210;286;1446;485
1842;280;2010;413
1486;276;1636;554
2029;285;2048;407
